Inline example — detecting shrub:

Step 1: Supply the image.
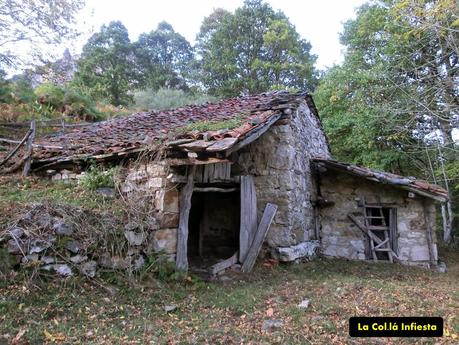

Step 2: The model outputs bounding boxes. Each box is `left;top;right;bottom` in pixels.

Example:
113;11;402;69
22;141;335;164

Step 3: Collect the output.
34;82;65;109
80;165;119;190
133;87;216;111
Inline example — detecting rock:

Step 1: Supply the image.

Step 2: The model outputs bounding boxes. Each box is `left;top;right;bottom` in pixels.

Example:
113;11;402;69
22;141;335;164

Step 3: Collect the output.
132;254;145;271
35;213;52;229
298;299;310;310
149;228;177;254
435;261;447;273
81;260;97;278
98;254;130;270
7;238;25;254
9;227;24;239
53;219;74;236
155;189;179;212
66;240;80;254
273;241;320;262
147;216;160;230
41;256;55;264
42;264;72;277
96;187;116;198
21;254;39;263
261;319;284;332
124;231;145;246
29;239;51;254
70;255;88;264
124;222;139;232
158;213;179;228
164;305;177;313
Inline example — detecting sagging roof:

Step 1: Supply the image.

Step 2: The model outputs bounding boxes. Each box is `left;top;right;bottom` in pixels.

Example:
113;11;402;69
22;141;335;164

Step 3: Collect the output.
312;158;448;202
32;91;318;169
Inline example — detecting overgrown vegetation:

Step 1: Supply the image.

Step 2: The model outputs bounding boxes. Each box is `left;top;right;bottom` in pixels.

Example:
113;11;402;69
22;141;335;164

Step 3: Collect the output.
0;252;458;343
80;165;119;191
175;115;245;134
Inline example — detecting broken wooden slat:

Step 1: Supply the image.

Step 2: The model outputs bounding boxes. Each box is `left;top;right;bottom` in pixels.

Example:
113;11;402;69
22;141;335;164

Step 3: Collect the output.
208;252;238;276
0;129;32;167
225;114;281;156
22;120;36;177
165;138;195;146
241;203;278;273
348;214;399;261
239;176;258;263
205;137;238;152
176;166;196;271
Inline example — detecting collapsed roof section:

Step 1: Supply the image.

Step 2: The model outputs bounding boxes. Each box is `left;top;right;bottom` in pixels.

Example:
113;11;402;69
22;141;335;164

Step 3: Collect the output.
31;91;320;170
312;158;448;202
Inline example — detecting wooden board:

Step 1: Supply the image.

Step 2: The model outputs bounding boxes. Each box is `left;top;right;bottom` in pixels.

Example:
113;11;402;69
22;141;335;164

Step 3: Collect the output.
241;203;278;273
239;176;257;263
22;120;36;177
175;166;196;271
205;137;238;152
208;252;238;276
178;140;215;151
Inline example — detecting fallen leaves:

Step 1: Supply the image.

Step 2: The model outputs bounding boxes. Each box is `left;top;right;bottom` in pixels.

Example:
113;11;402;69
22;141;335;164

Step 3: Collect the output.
43;329;65;342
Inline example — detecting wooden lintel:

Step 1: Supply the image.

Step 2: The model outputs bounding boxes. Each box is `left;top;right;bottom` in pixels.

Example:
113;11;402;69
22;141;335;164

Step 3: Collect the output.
165;157;231;166
194;187;237;193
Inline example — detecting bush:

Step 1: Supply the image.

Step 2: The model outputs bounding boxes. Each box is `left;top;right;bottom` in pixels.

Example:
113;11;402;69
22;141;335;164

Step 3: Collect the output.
34;82;65;109
80;165;119;190
133;87;216;111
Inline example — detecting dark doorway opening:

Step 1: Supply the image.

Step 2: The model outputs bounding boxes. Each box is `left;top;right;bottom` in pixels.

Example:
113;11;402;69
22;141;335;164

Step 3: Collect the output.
188;190;240;269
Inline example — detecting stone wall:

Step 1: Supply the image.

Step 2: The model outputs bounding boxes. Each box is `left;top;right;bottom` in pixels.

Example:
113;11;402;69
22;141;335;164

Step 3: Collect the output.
120;162;179;260
318;170;438;266
236;102;330;248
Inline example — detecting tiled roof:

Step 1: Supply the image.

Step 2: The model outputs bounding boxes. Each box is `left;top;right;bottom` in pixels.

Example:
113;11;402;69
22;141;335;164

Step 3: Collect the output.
312;158;448;202
33;91;316;166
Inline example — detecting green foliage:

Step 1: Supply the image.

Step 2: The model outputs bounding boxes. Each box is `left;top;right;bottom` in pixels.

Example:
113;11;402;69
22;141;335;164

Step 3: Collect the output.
134;22;194;90
134;87;216;111
73;21;135;106
80;165;119;191
35;83;66;109
196;0;317;97
315;0;458;177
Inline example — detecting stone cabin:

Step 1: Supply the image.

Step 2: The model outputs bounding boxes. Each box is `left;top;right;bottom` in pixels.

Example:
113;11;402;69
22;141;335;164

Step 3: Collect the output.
27;91;448;273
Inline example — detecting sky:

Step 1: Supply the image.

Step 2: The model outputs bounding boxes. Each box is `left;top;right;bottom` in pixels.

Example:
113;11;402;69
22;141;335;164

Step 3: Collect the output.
77;0;368;69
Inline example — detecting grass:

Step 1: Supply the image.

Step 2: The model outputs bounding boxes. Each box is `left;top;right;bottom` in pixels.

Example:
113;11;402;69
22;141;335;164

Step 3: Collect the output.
0;251;458;344
0;177;458;344
174;115;245;134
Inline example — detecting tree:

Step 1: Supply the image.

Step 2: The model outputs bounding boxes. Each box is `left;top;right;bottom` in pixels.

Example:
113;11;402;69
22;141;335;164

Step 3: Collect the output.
196;0;317;97
134;22;194;90
314;0;458;242
73;21;135;106
0;0;85;69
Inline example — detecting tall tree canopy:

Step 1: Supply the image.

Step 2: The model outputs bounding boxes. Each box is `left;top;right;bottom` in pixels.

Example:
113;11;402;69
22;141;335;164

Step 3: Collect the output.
196;0;317;97
0;0;84;69
134;22;194;90
73;21;135;106
314;0;458;241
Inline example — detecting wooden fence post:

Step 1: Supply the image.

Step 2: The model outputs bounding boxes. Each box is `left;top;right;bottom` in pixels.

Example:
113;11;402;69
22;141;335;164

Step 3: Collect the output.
22;120;36;177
